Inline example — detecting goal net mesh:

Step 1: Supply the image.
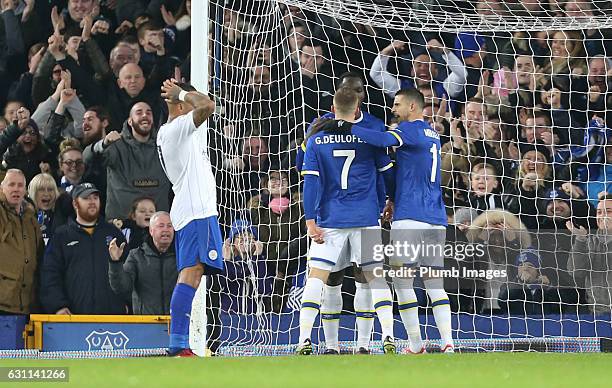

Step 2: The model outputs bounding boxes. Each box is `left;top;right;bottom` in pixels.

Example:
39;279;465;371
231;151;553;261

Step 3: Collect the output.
198;0;612;354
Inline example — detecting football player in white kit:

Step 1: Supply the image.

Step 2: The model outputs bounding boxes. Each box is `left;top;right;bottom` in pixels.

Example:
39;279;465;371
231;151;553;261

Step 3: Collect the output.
157;79;223;356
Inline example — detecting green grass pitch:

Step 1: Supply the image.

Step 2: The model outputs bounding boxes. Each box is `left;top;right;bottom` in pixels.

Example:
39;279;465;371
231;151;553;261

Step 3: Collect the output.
2;353;610;388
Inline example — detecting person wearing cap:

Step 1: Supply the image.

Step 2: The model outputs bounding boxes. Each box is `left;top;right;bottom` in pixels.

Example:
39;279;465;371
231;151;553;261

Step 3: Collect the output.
538;185;595;230
0;169;43;314
0;106;56;184
107;211;178;314
568;194;612;314
40;182;128;315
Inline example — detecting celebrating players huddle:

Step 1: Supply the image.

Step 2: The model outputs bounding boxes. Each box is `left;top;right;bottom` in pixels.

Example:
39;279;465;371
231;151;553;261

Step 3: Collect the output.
297;74;455;355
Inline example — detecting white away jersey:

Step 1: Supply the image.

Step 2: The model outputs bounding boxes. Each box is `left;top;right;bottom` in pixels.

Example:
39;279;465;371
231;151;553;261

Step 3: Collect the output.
157;111;217;230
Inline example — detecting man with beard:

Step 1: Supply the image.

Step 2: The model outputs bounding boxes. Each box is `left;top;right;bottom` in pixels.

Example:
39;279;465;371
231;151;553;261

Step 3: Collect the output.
108;211;178;314
81;106;111;147
87;101;171;219
40;183;128;315
81;106;111;206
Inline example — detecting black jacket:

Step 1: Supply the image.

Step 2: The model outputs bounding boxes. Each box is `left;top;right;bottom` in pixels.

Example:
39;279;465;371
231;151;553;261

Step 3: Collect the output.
40;218;128;315
109;237;177;315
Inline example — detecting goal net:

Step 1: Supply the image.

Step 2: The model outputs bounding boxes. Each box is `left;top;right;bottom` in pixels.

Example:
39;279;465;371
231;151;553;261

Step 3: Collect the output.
197;0;612;355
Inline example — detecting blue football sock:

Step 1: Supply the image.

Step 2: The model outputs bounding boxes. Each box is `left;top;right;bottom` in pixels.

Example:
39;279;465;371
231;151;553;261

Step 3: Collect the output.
169;283;197;351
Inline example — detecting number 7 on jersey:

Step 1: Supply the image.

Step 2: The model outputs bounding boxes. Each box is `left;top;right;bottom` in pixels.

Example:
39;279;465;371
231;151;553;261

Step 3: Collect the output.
333;149;355;190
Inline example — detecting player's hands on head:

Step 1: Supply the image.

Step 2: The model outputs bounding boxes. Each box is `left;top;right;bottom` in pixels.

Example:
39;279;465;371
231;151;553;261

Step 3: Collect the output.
161;78;182;102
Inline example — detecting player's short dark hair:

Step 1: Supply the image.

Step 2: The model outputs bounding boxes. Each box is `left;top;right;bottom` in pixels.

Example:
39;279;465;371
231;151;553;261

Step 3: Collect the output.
333;86;359;115
337;71;363;87
396;88;425;110
177;82;197;92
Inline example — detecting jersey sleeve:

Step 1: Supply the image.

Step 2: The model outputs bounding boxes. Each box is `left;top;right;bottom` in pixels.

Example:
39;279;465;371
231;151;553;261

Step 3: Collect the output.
375;148;393;172
295;140;306;172
394;122;420;147
301;137;320;177
352;125;400;148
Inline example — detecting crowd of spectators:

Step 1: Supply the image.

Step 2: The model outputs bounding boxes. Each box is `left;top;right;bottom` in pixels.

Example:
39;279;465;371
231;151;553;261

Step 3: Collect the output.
1;0;612;321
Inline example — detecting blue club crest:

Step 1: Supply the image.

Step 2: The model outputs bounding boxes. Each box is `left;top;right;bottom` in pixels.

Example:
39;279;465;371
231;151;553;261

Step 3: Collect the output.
85;330;130;351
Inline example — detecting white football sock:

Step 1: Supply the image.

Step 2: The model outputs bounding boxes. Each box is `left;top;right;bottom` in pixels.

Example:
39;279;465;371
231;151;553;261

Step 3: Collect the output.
299;277;325;344
424;278;454;348
368;276;394;340
354;281;374;350
321;284;343;351
394;277;423;352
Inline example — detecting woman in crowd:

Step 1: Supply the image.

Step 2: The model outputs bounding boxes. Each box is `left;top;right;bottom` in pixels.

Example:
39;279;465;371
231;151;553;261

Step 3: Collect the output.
28;173;66;245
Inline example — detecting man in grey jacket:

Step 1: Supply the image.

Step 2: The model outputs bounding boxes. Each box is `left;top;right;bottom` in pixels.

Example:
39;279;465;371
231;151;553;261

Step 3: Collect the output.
85;101;170;219
108;211;177;314
567;195;612;314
